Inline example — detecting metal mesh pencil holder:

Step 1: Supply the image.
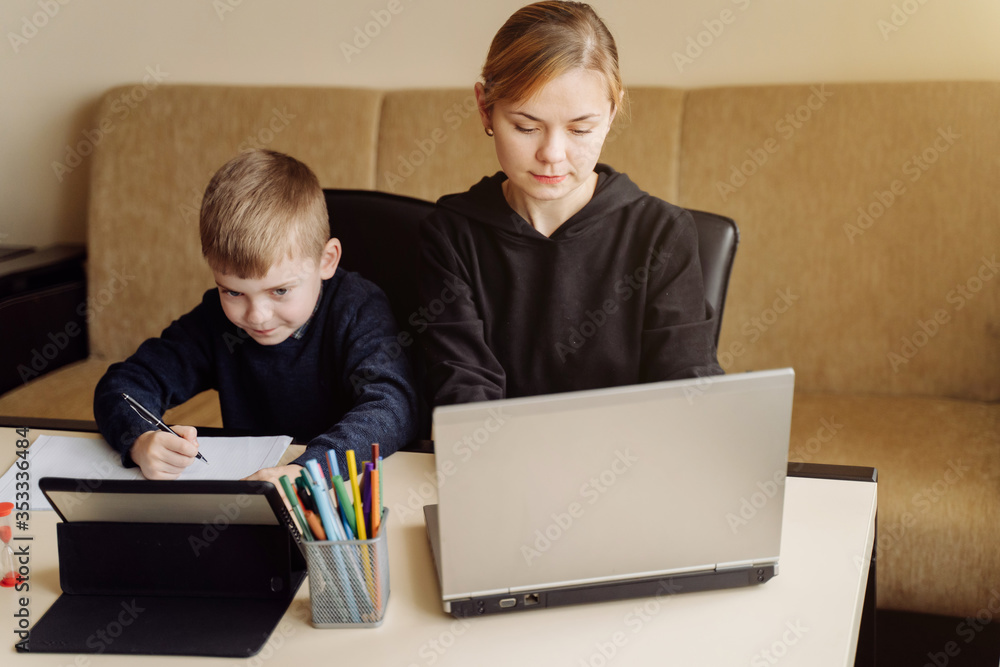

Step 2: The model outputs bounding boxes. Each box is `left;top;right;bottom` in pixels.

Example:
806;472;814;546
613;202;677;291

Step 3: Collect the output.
303;508;390;628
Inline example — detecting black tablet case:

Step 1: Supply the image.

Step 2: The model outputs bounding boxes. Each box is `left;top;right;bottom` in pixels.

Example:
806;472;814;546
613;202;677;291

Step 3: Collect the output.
21;478;306;657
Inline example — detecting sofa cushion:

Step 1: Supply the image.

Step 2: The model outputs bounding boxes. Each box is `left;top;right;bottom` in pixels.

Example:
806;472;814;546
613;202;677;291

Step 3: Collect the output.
376;89;500;200
789;392;1000;617
0;359;111;420
0;358;222;429
599;87;687;204
677;82;1000;401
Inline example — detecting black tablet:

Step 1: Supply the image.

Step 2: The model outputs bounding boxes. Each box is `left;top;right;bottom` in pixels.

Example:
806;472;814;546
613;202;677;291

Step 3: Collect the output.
24;477;306;658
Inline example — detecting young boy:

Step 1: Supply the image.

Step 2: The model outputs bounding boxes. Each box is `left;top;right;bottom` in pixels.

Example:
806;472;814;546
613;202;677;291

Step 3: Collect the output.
93;149;418;487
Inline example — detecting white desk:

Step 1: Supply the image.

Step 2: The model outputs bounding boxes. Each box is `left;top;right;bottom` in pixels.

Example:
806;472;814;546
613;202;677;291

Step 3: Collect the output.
0;427;875;666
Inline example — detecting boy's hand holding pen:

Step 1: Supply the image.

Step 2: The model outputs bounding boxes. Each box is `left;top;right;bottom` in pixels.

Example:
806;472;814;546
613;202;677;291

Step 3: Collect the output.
123;393;208;480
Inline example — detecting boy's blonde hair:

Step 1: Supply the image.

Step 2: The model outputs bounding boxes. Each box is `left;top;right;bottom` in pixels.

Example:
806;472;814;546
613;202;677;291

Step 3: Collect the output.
200;149;329;278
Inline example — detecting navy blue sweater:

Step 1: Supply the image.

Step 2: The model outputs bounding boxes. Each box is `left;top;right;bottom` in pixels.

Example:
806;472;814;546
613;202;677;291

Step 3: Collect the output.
94;269;418;475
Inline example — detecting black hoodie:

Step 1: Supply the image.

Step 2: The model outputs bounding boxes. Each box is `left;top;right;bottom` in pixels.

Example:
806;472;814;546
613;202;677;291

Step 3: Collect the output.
417;164;723;407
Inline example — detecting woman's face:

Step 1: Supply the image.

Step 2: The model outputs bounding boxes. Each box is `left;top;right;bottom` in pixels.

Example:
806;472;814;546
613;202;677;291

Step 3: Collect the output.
479;68;617;217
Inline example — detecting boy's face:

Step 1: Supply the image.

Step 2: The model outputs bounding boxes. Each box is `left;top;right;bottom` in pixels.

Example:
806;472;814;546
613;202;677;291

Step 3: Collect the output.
213;238;341;346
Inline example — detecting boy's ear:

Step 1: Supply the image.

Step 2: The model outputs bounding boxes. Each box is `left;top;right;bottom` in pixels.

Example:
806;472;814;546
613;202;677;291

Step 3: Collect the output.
319;238;342;279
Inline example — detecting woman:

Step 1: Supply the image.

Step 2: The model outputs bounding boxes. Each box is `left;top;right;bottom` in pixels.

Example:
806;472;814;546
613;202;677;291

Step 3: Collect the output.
419;1;722;407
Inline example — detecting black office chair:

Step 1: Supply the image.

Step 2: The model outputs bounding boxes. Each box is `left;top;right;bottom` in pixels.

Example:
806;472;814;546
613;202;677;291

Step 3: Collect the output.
324;190;740;436
687;209;740;345
325;190;739;342
325;189;433;340
325;189;435;438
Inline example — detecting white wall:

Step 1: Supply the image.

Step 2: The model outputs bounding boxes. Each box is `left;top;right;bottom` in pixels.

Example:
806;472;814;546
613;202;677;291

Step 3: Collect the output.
3;0;998;247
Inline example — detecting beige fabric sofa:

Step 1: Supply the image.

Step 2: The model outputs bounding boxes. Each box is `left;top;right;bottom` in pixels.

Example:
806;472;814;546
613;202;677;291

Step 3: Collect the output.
2;82;997;618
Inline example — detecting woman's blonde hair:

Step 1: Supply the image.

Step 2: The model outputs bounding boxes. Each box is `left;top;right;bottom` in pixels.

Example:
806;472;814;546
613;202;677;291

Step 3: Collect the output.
480;1;626;116
200;149;328;278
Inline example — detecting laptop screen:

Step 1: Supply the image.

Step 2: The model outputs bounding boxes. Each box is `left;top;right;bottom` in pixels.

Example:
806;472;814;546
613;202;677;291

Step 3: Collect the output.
431;369;794;600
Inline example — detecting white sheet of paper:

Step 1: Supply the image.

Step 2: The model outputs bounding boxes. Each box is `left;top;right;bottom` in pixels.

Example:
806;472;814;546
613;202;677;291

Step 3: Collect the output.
0;434;292;511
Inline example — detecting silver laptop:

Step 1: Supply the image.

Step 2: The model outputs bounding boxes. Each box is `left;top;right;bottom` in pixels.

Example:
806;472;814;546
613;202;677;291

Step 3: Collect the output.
424;368;794;617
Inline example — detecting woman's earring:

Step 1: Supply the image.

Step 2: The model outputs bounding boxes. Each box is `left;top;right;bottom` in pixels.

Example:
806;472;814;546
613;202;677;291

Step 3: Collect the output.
485;127;494;137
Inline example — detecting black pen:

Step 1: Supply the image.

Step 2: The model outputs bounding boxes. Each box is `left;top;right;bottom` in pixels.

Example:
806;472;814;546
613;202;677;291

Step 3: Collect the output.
121;393;209;464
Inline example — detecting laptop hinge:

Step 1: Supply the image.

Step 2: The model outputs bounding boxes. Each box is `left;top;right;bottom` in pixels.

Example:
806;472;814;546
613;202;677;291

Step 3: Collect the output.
715;560;755;572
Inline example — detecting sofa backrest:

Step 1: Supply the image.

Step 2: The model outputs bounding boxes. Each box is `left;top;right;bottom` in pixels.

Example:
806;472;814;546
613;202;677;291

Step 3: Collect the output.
677;82;1000;402
86;85;688;360
86;82;999;401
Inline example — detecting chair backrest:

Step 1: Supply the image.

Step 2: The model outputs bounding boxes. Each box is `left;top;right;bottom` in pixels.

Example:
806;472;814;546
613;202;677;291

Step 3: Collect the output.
325;189;435;438
325;189;433;336
688;209;740;345
324;189;740;436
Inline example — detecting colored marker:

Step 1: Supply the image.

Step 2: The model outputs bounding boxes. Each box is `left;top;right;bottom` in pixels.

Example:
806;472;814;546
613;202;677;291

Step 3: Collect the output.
326;450;341;479
304;509;326;540
371;465;380;537
345;450;367;540
377;456;384;522
361;462;373;536
303;463;341;541
332;475;357;539
279;475;313;541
